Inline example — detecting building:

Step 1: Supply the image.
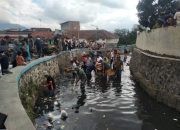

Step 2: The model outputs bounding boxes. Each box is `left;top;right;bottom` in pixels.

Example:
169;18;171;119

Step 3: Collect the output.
65;29;119;47
60;21;80;32
30;28;52;32
0;27;54;40
0;30;29;40
29;28;53;39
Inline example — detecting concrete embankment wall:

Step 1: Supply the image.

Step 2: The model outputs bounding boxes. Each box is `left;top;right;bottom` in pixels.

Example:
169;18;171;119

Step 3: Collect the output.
136;26;180;57
0;50;83;130
18;50;83;123
131;26;180;111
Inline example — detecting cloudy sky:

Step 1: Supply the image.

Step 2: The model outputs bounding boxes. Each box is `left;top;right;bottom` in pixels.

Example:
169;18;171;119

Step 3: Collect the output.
0;0;139;31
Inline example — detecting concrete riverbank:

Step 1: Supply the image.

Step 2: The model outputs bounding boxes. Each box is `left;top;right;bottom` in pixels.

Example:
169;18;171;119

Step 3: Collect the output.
131;48;180;111
0;49;83;130
0;66;35;130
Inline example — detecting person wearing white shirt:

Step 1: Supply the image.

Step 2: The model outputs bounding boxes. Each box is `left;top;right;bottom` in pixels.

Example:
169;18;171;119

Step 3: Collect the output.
174;9;180;26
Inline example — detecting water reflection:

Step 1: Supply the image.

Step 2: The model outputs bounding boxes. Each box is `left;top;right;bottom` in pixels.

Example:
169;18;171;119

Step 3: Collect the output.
34;56;180;130
73;88;87;113
112;79;122;95
134;83;180;130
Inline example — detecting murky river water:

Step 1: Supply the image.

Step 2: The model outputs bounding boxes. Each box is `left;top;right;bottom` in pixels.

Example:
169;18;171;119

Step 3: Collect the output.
35;56;180;130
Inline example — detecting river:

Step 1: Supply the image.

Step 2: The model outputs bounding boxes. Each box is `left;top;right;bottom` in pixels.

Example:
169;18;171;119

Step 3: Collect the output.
35;56;180;130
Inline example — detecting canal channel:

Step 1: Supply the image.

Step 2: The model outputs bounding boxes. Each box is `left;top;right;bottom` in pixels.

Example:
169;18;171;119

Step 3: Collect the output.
34;56;180;130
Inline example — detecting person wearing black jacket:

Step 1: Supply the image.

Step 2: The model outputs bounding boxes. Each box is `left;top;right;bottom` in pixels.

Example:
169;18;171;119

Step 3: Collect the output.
0;51;11;75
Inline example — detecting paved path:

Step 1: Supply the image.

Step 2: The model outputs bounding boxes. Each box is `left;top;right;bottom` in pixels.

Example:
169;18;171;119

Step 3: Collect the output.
0;66;35;130
135;48;180;61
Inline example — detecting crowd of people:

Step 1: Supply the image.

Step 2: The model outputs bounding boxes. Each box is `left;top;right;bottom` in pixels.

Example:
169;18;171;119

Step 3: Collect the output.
40;48;128;98
0;36;56;75
66;49;128;93
0;34;107;76
137;8;180;33
54;35;105;51
156;8;180;28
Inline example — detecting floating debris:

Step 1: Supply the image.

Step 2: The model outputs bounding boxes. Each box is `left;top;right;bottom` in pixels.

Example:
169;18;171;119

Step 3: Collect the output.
173;118;178;121
61;110;68;120
54;101;58;106
47;111;61;122
103;115;106;118
89;107;93;112
61;125;65;129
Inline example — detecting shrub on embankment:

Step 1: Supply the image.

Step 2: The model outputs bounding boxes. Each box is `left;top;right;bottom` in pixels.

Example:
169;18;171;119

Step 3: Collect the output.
19;79;42;122
18;50;82;123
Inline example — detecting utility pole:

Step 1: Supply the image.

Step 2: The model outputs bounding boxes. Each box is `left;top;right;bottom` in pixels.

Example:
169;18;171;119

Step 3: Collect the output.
39;19;42;27
91;25;99;41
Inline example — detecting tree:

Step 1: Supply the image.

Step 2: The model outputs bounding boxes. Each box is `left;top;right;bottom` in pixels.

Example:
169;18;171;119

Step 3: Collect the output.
137;0;179;28
115;29;137;46
137;0;156;28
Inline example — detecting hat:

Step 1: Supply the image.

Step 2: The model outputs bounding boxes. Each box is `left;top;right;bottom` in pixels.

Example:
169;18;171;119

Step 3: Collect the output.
97;57;103;62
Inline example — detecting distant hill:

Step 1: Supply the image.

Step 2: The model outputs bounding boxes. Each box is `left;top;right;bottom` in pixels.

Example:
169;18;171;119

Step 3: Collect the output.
0;22;26;31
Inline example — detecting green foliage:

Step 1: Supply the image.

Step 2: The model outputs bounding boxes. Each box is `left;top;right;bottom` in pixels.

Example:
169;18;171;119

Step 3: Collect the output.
115;29;137;46
137;0;179;28
137;0;156;28
19;79;43;123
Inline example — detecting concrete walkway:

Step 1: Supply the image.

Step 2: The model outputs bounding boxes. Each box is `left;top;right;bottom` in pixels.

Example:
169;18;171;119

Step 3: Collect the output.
0;66;35;130
135;48;180;61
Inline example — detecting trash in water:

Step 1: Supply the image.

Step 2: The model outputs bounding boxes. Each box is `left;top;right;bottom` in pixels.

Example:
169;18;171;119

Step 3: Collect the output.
89;107;93;112
53;119;61;126
35;116;52;129
103;115;106;118
173;118;178;121
43;121;52;127
54;101;58;105
47;111;61;122
61;110;68;120
54;101;61;107
61;125;65;129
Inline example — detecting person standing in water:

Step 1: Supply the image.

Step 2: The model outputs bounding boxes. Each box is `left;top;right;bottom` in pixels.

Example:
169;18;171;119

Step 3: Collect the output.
74;66;87;92
44;75;56;97
113;55;123;82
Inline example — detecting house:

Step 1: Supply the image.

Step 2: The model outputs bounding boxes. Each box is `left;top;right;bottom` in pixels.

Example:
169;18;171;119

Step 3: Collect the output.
60;21;80;32
29;28;53;39
0;30;29;40
65;29;119;47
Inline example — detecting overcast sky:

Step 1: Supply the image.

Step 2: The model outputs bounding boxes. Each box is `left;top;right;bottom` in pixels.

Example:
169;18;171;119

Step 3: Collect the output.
0;0;139;32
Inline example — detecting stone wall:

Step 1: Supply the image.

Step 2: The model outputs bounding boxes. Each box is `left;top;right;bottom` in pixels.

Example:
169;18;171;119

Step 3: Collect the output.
18;50;83;122
136;26;180;57
130;48;180;111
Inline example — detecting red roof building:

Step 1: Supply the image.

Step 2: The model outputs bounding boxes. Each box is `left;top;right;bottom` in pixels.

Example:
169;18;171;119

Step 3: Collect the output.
30;31;53;39
65;30;118;40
